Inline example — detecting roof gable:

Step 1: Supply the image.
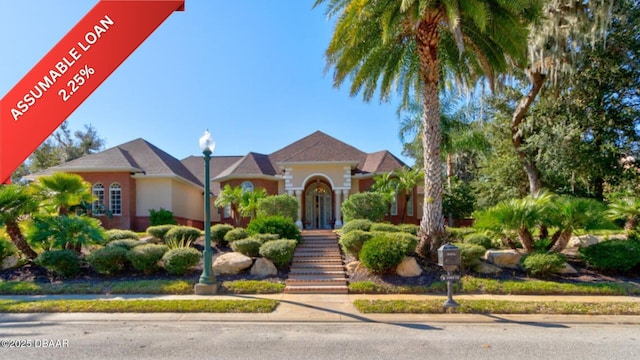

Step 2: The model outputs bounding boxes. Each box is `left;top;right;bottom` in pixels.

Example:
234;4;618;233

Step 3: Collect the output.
270;131;366;164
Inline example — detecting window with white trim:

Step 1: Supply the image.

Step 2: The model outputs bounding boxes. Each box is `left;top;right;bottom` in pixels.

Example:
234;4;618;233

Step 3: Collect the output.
240;181;254;193
223;204;231;218
109;183;122;215
92;183;105;215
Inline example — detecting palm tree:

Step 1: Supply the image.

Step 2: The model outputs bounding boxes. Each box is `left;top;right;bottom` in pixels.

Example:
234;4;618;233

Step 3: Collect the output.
547;196;608;253
371;172;399;219
215;184;244;226
239;188;268;220
32;172;93;215
0;185;39;259
314;0;541;257
394;167;423;223
606;195;640;234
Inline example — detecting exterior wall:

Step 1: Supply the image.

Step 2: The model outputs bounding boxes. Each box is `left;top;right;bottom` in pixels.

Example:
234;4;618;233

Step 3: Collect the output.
287;164;347;190
171;179;204;223
75;171;135;230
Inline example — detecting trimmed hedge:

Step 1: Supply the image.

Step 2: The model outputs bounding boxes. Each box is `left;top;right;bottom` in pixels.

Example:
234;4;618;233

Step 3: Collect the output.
397;224;419;235
107;239;141;250
146;225;177;241
251;233;280;244
455;243;486;268
211;224;234;245
165;226;202;244
162;248;201;275
464;234;494;250
107;229;139;241
127;244;169;274
580;239;640;273
341;219;372;234
259;239;297;269
359;235;406;273
35;250;80;278
224;228;249;243
370;223;400;233
86;246;129;275
339;230;372;258
247;216;301;242
521;252;566;278
230;238;262;257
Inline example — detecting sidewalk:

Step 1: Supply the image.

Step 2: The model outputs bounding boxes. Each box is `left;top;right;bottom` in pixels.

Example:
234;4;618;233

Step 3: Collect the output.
1;293;639;325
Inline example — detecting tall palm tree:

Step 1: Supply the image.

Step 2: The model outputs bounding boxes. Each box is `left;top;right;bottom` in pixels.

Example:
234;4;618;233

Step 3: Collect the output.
394;167;423;223
315;0;541;257
214;184;244;226
32;172;93;215
0;185;39;259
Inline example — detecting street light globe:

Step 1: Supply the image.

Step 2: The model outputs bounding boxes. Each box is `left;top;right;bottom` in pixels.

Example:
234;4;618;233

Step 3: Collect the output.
199;130;215;153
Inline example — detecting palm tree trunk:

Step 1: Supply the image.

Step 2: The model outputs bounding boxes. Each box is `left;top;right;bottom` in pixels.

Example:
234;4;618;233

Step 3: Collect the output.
550;229;573;253
512;69;546;195
517;227;535;253
415;14;447;259
5;220;38;260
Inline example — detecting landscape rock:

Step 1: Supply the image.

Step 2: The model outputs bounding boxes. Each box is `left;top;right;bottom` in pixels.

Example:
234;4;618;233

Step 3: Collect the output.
568;235;599;248
213;252;253;275
250;258;277;277
474;262;503;274
346;261;361;273
396;256;422;277
483;250;522;269
1;255;18;270
559;262;578;275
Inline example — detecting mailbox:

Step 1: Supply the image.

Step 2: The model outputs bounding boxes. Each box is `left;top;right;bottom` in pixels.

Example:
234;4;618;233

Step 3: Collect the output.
438;243;461;271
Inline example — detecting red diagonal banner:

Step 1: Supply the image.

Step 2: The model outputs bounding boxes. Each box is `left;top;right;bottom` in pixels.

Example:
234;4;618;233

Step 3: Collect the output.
0;0;185;183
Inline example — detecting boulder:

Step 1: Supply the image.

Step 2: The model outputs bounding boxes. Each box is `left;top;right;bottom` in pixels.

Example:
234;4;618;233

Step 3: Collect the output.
396;256;422;277
568;235;599;248
1;255;18;270
250;258;277;277
483;250;522;269
559;262;578;275
213;252;253;275
474;262;503;275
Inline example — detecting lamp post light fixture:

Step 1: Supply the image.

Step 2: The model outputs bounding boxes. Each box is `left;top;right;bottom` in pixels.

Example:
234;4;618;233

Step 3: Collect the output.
194;130;218;295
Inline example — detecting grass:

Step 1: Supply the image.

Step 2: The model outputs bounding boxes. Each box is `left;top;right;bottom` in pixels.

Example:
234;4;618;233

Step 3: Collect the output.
354;299;640;315
0;279;195;295
349;276;640;296
222;280;285;294
0;299;278;313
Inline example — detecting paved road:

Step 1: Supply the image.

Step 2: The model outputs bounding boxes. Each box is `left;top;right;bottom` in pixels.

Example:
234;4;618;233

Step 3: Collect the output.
1;321;638;360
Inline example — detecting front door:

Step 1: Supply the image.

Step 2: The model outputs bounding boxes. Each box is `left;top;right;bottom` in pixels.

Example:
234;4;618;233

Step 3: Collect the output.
305;182;332;229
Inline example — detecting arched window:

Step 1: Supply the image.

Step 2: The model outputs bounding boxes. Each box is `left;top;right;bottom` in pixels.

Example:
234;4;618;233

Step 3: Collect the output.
92;183;105;215
109;183;122;215
240;181;254;193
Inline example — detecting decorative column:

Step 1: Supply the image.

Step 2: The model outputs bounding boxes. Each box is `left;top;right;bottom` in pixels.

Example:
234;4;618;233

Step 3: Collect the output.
334;190;342;229
294;189;303;229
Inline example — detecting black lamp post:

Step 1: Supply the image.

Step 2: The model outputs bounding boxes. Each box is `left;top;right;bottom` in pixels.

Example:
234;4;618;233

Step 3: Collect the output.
195;130;217;294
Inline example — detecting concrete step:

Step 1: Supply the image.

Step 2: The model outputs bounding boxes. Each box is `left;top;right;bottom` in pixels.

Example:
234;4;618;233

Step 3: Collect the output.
289;269;346;276
292;259;343;266
286;279;348;287
284;285;349;294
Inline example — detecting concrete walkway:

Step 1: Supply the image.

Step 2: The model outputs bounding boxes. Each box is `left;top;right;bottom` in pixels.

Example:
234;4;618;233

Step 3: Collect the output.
1;293;639;325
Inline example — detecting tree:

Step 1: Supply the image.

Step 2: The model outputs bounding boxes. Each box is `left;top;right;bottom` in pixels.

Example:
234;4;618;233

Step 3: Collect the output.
394;167;423;223
370;172;399;219
257;194;299;221
239;188;268;220
28;215;107;252
314;0;541;257
606;195;640;234
0;185;39;259
214;184;244;226
32;173;93;216
341;192;387;223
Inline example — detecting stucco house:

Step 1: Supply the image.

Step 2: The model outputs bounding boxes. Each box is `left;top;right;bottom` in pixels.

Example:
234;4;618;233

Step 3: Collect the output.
36;131;420;231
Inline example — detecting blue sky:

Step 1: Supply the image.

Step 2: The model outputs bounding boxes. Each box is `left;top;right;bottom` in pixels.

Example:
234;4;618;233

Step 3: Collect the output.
0;0;412;165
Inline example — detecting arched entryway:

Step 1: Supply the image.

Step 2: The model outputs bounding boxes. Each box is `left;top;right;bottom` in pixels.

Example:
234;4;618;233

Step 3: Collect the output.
304;180;332;229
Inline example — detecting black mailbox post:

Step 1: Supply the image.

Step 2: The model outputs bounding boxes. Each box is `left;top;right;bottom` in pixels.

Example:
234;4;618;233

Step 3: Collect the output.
437;243;461;308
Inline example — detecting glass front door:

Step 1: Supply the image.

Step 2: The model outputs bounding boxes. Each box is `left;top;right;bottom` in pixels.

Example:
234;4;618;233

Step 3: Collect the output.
305;182;332;229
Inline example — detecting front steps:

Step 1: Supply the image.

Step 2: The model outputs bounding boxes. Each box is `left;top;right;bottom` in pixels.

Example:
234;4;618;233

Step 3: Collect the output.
285;230;348;294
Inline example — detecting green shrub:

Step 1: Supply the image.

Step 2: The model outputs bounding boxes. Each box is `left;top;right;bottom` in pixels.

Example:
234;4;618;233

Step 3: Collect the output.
580;239;640;272
359;235;406;273
35;250;80;278
521;252;566;278
256;194;298;220
341;192;387;222
339;230;372;258
230;239;262;257
455;243;486;268
127;244;169;274
341;219;372;234
247;216;301;242
162;248;201;275
259;239;297;269
447;227;476;242
86;246;129;275
149;208;177;226
211;224;234;245
370;223;400;233
146;225;177;241
107;229;139;241
384;232;418;256
28;215;107;251
397;224;419;235
107;239;141;250
464;234;494;250
224;228;249;243
165;226;202;245
251;233;280;244
0;236;16;262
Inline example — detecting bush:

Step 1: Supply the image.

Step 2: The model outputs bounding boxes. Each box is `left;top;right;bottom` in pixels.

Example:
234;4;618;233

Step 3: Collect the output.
447;227;477;242
384;232;418;256
359;235;406;273
162;248;201;275
224;228;249;243
147;225;177;241
127;244;169;274
28;215;107;251
0;236;16;263
35;250;80;278
256;194;298;220
230;239;262;257
251;233;280;244
341;219;372;234
86;246;129;275
107;229;139;241
341;192;387;222
521;252;566;278
149;208;177;226
397;224;419;235
339;230;373;258
455;243;486;268
580;239;640;272
107;239;141;250
211;224;234;245
464;234;494;250
370;223;400;233
259;239;297;269
247;216;301;242
165;226;202;245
